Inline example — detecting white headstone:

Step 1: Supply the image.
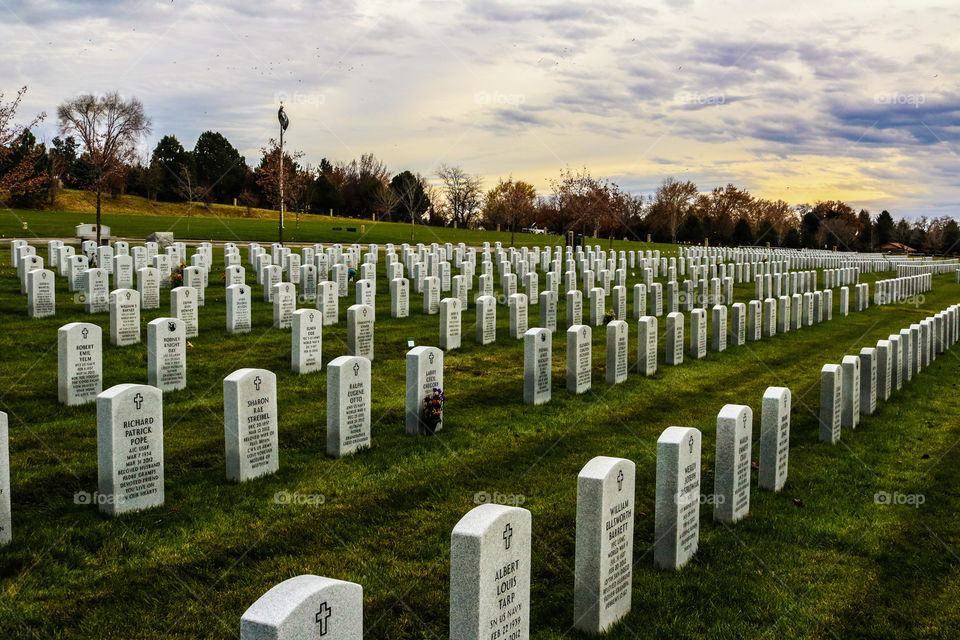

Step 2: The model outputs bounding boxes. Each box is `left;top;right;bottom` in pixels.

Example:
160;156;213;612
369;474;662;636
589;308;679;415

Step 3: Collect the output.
758;387;791;492
405;347;444;435
566;325;592;394
346;304;375;361
523;328;552;405
224;368;279;482
226;284;252;334
137;267;160;310
390;277;409;318
96;384;164;516
605;320;628;385
574;456;635;634
27;268;55;318
637;316;657;376
147;318;186;391
666;312;684;366
840;355;860;429
58;322;102;405
326;356;372;457
291;309;323;374
171;286;198;338
450;504;531;640
819;364;842;444
476;295;497;345
440;298;462;351
0;411;8;545
654;426;701;570
84;268;109;313
241;575;363;640
714;404;752;524
109;288;141;346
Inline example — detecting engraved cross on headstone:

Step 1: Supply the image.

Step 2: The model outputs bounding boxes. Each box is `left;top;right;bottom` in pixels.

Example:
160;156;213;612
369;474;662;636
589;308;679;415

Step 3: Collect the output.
133;393;144;410
428;352;435;365
503;523;513;550
81;327;89;340
315;601;331;636
617;469;624;491
688;434;695;454
253;376;262;391
353;362;360;376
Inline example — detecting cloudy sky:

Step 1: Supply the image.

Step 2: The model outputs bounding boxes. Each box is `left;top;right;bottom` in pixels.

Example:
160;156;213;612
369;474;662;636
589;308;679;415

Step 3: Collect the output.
2;0;958;218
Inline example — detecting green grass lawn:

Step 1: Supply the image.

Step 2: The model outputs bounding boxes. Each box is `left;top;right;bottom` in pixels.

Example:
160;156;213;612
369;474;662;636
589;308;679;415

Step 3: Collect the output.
1;244;959;639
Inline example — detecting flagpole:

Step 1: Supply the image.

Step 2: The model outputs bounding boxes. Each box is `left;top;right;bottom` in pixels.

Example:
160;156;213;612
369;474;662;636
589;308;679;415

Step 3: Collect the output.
277;105;288;245
279;114;284;244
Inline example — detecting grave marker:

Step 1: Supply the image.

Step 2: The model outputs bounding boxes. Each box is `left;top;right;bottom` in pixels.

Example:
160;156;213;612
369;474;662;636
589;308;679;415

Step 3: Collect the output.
96;384;164;515
224;368;279;482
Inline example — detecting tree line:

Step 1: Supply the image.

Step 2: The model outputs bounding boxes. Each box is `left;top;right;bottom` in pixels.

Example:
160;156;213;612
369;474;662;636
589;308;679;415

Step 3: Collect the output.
1;87;958;254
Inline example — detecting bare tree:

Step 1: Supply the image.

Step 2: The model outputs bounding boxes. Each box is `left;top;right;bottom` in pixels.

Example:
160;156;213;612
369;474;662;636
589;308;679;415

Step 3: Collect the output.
57;92;151;244
646;177;698;243
436;164;483;228
0;86;47;199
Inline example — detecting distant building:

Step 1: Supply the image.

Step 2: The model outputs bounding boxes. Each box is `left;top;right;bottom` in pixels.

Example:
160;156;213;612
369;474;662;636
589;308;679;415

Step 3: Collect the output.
881;242;917;253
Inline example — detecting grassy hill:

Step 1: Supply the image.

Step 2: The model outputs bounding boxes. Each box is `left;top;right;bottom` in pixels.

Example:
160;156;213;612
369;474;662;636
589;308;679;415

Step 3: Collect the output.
2;189;670;253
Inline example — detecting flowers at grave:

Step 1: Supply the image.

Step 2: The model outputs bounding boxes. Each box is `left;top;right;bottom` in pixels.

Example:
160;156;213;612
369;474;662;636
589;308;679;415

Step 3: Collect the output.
170;262;186;287
420;387;445;435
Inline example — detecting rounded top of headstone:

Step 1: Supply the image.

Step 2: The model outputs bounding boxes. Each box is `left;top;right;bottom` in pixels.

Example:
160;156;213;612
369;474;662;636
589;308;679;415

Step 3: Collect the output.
452;503;530;539
578;456;635;482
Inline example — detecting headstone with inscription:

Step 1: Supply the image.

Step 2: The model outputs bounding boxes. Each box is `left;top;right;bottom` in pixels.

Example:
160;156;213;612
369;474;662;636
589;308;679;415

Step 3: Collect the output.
523;328;552;405
574;456;635;634
654;426;701;571
58;322;102;405
405;347;444;435
440;298;462;351
84;268;109;313
109;288;141;346
859;347;877;415
292;309;323;374
27;268;55;318
224;368;279;482
147;318;186;391
347;304;375;361
637;316;657;376
327;356;372;457
819;364;842;444
840;355;860;429
566;325;592;394
450;504;531;640
759;387;791;492
171;286;198;338
714;404;752;524
137;267;160;310
0;411;7;545
96;384;164;516
605;320;628;385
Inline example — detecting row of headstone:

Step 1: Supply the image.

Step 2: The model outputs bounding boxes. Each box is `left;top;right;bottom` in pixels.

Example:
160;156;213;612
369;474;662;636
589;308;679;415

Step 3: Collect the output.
820;302;960;444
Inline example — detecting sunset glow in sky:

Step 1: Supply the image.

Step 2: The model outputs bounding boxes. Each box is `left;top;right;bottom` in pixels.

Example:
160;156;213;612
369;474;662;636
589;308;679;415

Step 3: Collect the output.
3;0;958;218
